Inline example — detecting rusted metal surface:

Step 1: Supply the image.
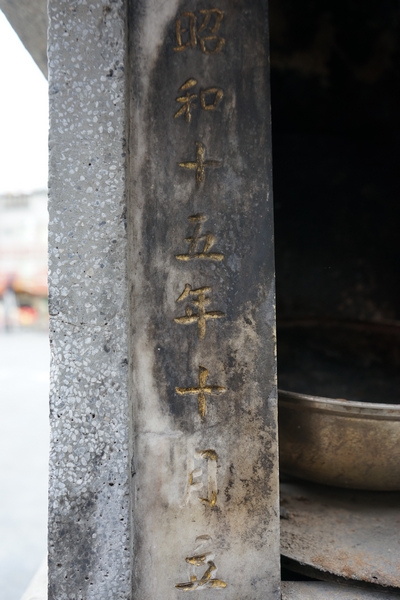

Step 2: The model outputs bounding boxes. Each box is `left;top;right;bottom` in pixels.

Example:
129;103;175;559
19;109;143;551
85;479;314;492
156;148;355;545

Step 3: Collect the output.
282;582;400;600
280;480;400;589
279;390;400;490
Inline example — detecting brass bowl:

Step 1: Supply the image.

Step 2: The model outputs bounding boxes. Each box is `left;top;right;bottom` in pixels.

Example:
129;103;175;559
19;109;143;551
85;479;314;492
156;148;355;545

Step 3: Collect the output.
278;390;400;490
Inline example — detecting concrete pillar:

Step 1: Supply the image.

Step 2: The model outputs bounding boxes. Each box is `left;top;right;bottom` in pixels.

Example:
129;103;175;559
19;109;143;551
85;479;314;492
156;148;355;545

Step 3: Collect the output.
47;2;132;599
48;1;279;598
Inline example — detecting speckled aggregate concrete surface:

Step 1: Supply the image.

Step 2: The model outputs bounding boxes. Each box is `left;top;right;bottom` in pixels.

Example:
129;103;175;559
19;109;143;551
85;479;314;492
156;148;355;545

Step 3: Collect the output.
47;1;132;599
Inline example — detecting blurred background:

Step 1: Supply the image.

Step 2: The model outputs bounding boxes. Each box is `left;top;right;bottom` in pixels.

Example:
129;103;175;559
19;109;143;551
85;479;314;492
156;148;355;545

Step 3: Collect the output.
0;8;49;600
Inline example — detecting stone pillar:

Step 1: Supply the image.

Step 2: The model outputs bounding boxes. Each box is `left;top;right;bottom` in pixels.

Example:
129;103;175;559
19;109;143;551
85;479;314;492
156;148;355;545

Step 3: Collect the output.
47;2;132;599
129;1;280;598
48;1;279;599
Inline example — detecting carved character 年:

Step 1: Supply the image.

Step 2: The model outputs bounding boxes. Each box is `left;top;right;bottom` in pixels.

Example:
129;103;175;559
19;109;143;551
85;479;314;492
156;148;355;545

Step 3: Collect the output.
174;283;225;340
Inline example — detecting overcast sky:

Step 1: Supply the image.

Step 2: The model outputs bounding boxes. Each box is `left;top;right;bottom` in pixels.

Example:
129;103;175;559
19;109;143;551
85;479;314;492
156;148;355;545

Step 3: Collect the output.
0;10;48;195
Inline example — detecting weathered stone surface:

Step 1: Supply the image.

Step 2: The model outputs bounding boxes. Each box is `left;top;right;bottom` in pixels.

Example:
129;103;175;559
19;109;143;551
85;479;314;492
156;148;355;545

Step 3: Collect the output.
282;582;400;600
0;0;47;77
129;1;279;598
48;0;278;597
47;1;132;599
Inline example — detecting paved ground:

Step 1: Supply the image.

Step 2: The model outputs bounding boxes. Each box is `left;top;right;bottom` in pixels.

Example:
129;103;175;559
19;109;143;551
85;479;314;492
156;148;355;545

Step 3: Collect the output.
0;330;49;600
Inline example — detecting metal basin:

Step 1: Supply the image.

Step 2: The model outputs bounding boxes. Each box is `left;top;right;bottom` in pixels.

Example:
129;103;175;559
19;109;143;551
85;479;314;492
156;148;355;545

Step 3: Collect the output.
277;320;400;490
278;390;400;490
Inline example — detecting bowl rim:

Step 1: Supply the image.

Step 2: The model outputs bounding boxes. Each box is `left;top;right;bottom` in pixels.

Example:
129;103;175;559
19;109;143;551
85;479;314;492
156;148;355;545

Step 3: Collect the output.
278;389;400;421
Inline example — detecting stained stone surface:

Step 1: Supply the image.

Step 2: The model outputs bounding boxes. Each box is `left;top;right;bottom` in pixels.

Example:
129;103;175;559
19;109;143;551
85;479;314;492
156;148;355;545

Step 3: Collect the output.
47;1;132;599
48;0;278;598
282;582;400;600
129;1;279;598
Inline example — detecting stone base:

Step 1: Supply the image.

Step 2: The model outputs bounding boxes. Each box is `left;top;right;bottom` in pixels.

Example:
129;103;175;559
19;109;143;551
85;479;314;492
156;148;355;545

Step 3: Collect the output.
21;563;400;600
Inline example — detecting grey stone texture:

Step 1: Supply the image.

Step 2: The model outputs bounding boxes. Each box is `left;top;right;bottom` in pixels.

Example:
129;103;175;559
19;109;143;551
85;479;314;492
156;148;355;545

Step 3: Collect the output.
47;1;132;599
282;582;400;600
48;0;278;598
0;0;47;77
129;1;279;598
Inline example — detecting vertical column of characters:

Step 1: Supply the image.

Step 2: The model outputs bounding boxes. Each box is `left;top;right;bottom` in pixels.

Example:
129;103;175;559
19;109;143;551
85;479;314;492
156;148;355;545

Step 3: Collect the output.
170;7;230;592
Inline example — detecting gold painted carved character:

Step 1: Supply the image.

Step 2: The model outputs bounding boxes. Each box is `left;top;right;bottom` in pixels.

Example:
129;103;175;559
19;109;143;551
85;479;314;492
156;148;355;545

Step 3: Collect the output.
174;9;225;54
175;214;224;263
174;12;197;52
182;449;219;508
174;283;225;340
178;141;221;186
175;79;223;123
176;553;227;590
200;87;224;111
198;9;225;54
175;365;226;419
175;78;198;123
